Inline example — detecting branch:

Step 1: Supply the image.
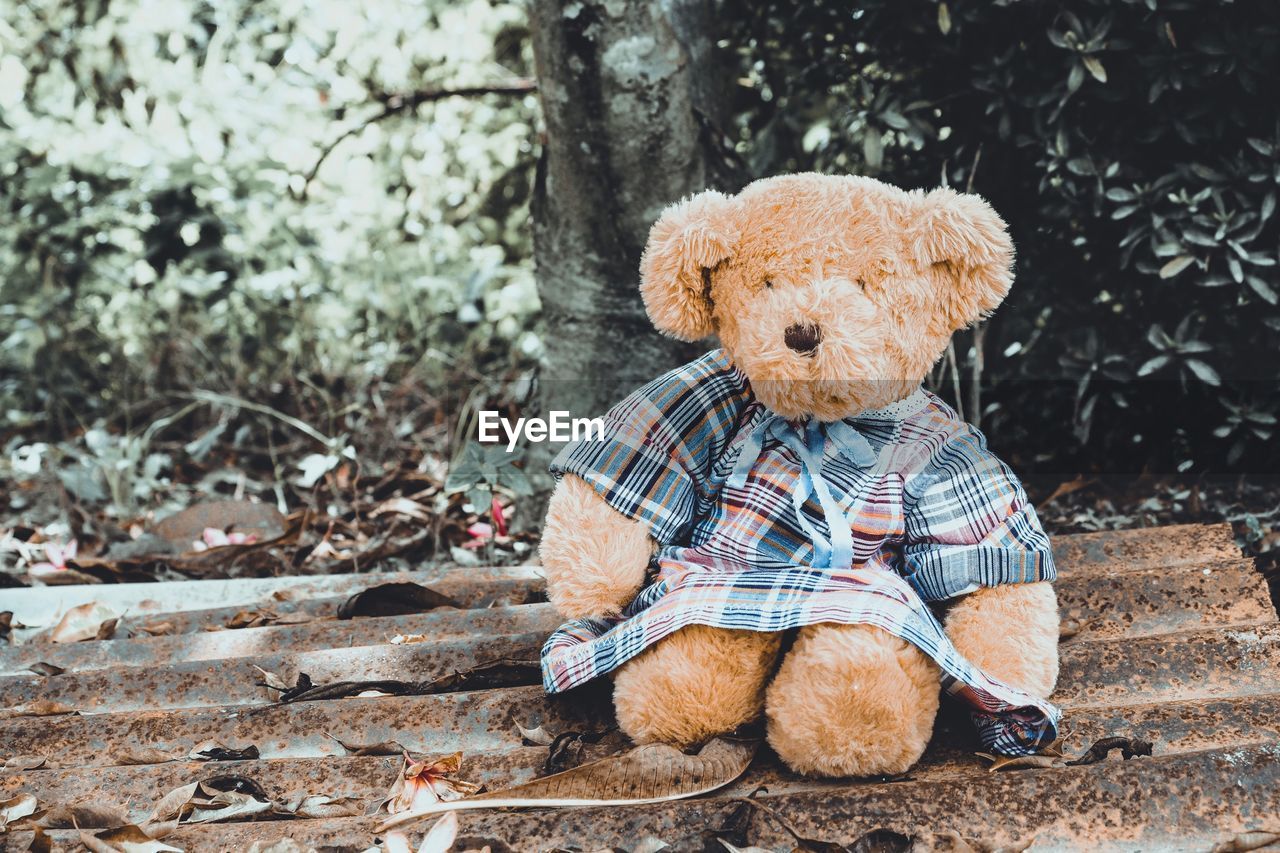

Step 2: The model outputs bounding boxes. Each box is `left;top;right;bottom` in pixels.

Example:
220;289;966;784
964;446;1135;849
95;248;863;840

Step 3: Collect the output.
300;78;537;196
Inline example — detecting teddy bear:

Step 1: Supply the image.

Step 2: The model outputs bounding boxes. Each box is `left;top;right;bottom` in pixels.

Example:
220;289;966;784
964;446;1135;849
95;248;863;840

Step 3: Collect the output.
537;173;1061;777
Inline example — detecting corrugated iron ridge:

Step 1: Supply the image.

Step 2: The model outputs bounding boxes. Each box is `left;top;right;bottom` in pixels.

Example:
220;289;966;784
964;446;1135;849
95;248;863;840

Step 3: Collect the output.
1;522;1277;852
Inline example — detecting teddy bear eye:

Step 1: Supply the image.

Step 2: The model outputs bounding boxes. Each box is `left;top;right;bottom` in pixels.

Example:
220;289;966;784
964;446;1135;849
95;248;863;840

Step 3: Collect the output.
763;279;774;290
856;278;867;291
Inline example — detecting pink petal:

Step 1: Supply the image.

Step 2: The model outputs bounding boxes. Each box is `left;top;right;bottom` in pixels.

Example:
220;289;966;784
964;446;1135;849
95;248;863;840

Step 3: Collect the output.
491;498;508;537
466;522;493;540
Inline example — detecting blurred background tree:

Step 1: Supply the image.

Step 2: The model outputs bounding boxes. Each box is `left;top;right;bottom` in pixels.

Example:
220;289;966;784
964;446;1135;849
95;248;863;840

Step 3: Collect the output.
2;0;1278;540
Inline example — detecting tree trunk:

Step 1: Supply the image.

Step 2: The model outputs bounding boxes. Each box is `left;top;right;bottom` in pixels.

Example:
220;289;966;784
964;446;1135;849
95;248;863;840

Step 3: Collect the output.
527;0;731;489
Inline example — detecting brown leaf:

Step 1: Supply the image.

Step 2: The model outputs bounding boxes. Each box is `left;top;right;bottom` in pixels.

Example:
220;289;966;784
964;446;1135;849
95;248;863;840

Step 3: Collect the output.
1065;736;1153;766
26;661;65;677
96;617;119;640
137;621;176;636
188;741;260;762
34;801;128;829
151;500;285;552
337;582;460;619
48;601;119;644
1211;831;1280;853
274;794;363;819
0;700;77;719
145;782;199;824
323;733;410;756
370;497;434;522
377;737;758;831
114;747;183;766
1;754;48;770
79;823;182;852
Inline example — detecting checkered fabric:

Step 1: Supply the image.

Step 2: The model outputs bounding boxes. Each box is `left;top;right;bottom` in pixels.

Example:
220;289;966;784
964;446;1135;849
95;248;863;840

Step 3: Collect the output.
542;349;1060;756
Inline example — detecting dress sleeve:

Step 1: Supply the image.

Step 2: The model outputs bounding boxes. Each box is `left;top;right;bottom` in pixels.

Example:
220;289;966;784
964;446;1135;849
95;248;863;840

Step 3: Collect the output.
901;422;1055;602
549;349;752;546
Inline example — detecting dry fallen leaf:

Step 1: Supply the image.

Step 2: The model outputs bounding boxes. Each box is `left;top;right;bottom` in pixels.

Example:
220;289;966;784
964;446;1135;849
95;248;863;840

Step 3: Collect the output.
1210;830;1280;853
253;664;293;691
0;700;77;719
517;724;554;746
188;740;260;761
34;801;128;829
323;733;410;756
370;498;434;522
145;782;199;824
184;784;274;824
275;794;363;819
378;737;759;831
49;601;120;644
1;754;48;770
389;633;429;645
382;752;482;815
27;661;66;677
337;582;459;619
417;812;459;853
79;823;183;853
1;792;38;828
115;747;183;766
137;621;177;637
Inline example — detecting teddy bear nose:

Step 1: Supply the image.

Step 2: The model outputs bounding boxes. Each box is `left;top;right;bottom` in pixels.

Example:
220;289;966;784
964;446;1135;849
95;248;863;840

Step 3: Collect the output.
784;323;822;355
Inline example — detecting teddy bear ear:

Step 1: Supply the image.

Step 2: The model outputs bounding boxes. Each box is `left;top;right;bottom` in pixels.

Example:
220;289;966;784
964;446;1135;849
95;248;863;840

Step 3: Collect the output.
639;190;739;341
907;187;1015;329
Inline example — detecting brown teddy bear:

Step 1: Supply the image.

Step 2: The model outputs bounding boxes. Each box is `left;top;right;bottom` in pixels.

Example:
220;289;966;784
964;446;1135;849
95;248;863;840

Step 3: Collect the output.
538;173;1060;777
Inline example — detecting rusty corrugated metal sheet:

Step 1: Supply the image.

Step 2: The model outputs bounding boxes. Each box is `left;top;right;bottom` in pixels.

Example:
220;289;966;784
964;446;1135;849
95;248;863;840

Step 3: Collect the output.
2;522;1277;851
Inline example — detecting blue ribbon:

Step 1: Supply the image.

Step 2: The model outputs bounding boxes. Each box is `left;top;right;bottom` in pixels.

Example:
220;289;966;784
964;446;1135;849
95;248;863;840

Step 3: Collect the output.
726;414;879;569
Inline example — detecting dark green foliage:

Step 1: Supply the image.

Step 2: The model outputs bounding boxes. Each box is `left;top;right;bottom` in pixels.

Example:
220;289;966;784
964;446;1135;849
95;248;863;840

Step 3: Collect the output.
728;0;1280;472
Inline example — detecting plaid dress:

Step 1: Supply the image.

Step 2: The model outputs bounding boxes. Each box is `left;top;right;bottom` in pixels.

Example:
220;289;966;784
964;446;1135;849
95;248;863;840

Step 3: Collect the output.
542;349;1060;756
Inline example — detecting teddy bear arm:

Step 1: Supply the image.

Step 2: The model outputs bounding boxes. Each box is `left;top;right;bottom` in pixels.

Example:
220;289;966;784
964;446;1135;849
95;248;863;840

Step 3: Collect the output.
539;473;655;620
943;581;1060;698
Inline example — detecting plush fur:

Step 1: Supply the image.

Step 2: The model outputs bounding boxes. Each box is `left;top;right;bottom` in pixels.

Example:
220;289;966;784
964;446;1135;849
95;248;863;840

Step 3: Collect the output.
766;624;940;776
540;474;653;619
613;624;782;748
543;172;1058;777
943;582;1060;698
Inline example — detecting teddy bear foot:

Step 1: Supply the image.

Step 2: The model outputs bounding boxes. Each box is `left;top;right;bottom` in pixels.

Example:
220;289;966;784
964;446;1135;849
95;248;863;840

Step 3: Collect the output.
765;623;940;777
613;624;783;749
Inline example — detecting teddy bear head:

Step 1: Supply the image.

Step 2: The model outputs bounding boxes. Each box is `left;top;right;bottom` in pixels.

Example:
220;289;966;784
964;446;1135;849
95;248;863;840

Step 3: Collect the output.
639;173;1015;421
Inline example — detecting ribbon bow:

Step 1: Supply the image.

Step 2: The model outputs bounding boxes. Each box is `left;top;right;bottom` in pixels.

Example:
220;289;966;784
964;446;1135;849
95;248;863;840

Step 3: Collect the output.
726;414;879;569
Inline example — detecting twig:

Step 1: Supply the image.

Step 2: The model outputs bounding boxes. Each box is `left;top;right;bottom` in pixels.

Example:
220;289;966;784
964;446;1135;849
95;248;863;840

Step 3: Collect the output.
300;78;537;195
186;390;335;447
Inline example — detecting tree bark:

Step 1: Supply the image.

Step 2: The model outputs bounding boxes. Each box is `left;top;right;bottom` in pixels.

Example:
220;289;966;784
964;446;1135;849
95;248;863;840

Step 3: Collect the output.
527;0;732;486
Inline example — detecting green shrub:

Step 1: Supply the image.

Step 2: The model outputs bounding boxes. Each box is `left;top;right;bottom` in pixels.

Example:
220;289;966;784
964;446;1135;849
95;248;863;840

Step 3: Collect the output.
730;0;1280;471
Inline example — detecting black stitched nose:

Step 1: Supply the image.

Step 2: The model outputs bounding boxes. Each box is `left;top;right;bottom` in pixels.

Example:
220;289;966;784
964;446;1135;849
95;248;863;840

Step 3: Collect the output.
784;323;822;355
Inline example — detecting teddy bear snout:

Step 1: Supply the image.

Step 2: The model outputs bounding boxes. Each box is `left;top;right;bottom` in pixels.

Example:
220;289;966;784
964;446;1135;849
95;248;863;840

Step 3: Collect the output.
783;323;823;355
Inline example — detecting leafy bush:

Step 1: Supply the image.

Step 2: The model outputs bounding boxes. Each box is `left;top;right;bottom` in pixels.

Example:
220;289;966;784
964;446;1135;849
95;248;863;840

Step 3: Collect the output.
730;0;1280;472
0;0;540;439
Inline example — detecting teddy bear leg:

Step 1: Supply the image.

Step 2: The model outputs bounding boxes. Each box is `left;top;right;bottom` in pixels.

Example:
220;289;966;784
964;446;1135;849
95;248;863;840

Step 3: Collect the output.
612;624;783;749
943;582;1059;698
765;623;940;777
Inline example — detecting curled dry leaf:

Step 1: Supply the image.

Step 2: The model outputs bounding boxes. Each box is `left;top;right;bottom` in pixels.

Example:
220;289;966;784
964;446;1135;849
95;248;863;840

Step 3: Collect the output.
27;661;66;677
0;700;77;720
417;812;460;853
114;747;182;766
34;801;128;829
1211;830;1280;853
1065;736;1153;766
253;664;293;692
137;621;177;637
389;633;429;645
78;824;183;853
1;792;38;828
337;582;460;620
378;737;759;831
188;741;260;762
276;794;363;819
370;497;434;522
382;752;482;815
517;724;554;746
323;733;410;756
1;754;48;771
49;601;120;644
